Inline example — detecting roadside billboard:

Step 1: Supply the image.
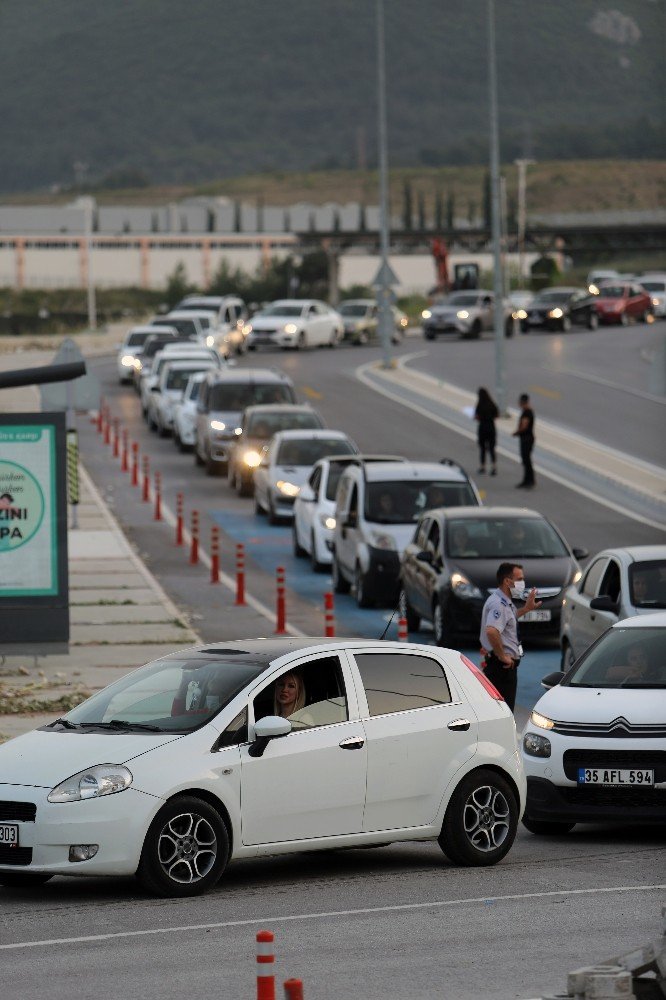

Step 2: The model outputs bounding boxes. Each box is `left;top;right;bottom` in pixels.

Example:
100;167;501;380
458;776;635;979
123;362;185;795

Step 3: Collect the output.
0;412;68;648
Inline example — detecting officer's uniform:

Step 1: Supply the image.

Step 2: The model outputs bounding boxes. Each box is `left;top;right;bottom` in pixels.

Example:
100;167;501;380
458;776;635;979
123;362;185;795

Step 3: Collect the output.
479;588;522;711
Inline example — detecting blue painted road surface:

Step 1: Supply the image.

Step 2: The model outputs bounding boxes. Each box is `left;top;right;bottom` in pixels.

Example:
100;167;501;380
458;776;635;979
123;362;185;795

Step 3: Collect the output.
210;506;558;711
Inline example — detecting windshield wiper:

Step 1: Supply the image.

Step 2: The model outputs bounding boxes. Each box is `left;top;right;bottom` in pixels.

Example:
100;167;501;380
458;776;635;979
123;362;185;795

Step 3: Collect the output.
50;717;80;729
76;719;164;732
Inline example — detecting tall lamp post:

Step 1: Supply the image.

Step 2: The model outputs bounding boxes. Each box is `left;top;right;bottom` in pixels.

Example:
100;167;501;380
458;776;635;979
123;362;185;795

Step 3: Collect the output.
82;196;97;331
514;158;535;281
376;0;393;368
487;0;506;414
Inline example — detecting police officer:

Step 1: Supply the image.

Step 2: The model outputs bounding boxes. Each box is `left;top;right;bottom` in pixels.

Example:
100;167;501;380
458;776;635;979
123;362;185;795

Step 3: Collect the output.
479;561;541;711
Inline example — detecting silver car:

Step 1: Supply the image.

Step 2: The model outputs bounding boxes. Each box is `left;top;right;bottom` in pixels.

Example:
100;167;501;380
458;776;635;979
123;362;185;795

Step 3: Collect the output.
559;545;666;669
422;290;513;340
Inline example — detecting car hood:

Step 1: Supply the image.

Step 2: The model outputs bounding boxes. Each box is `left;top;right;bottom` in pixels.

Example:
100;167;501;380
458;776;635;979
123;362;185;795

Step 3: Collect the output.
271;465;311;487
369;522;417;554
0;729;183;789
209;409;242;428
452;556;573;595
530;686;664;726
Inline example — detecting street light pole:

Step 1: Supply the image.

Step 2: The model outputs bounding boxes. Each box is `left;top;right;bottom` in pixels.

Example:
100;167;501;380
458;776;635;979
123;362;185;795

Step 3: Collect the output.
514;158;535;281
376;0;393;368
487;0;506;414
83;196;97;331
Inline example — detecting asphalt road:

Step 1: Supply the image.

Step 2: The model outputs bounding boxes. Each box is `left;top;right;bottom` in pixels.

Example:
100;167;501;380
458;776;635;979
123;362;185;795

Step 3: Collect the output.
9;328;660;1000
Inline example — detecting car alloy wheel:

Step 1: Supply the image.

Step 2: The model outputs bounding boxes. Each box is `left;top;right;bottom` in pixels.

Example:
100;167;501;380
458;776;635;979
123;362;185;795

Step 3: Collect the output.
138;796;228;898
587;312;599;330
433;602;451;646
522;817;575;836
297;331;306;350
439;769;518;866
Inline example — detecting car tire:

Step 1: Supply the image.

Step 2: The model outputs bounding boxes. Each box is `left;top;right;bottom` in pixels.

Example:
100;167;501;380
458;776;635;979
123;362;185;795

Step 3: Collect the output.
438;768;518;867
297;331;307;350
194;446;204;467
469;319;482;340
520;321;530;334
236;472;253;498
400;589;421;632
587;311;599;330
561;315;572;333
157;421;168;438
332;557;351;594
136;795;229;898
254;493;266;516
521;817;576;836
433;601;452;646
640;310;650;323
0;872;54;887
356;331;369;346
310;531;326;572
504;318;514;338
293;523;306;558
355;564;374;608
205;455;223;477
560;640;576;672
424;330;435;341
328;330;338;348
267;497;280;525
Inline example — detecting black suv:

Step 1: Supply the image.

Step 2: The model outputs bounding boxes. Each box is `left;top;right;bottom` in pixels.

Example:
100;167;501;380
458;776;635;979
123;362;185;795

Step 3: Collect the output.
520;287;598;333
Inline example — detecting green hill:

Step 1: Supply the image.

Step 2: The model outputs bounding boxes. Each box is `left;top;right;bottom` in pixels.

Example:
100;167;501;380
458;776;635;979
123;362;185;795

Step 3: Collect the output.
0;0;664;194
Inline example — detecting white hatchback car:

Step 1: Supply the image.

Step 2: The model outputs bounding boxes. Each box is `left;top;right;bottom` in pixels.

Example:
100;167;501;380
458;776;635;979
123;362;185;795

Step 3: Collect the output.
247;299;343;350
0;639;524;897
173;372;208;451
522;613;666;834
152;360;217;437
254;430;358;523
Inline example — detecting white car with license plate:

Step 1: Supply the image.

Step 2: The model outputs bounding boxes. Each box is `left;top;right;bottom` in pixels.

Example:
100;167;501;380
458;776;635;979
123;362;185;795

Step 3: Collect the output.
152;360;217;437
254;430;358;523
0;638;525;897
173;372;207;451
247;299;343;350
521;613;666;834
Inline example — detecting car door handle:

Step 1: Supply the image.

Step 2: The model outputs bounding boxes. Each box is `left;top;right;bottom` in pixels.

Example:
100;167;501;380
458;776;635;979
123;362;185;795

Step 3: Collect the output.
339;736;365;750
447;719;471;732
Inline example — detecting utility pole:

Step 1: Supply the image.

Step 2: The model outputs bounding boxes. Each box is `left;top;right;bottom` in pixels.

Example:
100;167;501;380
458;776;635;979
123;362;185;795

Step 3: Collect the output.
487;0;506;414
82;196;97;331
515;158;535;281
376;0;393;369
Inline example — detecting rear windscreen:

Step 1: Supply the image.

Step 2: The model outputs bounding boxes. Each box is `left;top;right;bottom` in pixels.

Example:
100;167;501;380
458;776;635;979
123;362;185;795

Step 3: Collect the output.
209;383;295;410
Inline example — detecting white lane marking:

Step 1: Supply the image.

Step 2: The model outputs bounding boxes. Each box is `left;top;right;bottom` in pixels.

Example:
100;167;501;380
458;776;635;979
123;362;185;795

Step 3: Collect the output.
544;364;666;405
356;362;666;532
157;496;306;638
1;884;662;951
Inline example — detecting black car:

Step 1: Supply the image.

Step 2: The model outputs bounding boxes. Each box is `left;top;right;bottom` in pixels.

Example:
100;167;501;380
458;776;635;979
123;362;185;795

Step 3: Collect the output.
399;506;587;645
520;287;598;333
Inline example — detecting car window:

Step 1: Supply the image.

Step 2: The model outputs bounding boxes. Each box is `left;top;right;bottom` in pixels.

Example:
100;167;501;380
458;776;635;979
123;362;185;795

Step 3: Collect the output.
354;653;452;716
165;367;209;391
325;462;350;501
629;560;666;609
252;656;348;730
581;557;608;597
366;480;477;525
215;707;248;748
209;382;294;410
445;516;567;558
125;331;151;347
276;437;355;466
309;467;322;493
565;626;666;689
426;520;441;556
415;518;430;549
246;410;323;438
598;559;621;603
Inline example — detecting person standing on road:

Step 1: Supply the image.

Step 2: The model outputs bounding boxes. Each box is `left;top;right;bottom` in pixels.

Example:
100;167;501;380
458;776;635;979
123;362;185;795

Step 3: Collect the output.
513;392;536;488
479;562;541;712
474;387;499;476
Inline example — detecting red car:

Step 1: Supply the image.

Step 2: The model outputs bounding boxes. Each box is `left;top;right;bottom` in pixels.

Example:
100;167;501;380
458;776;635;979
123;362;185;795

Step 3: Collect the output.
594;282;652;325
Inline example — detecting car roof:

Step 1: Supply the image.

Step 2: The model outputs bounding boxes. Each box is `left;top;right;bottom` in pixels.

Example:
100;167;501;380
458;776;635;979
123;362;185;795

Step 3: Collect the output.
438;505;544;519
272;429;350;441
159;637;454;662
356;461;469;483
589;545;666;561
164;311;205;319
125;325;172;336
181;295;243;305
270;299;320;307
244;404;314;415
161;359;215;369
206;367;293;384
534;287;580;294
612;611;666;629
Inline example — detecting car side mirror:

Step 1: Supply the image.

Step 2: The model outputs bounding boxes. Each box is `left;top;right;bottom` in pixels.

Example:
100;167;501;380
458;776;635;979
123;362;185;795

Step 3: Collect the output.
541;670;566;689
299;486;315;502
151;385;161;392
590;595;618;614
248;716;291;758
572;547;589;560
416;550;433;564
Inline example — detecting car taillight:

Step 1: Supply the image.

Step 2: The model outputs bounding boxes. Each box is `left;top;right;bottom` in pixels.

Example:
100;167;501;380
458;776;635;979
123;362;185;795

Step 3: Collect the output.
460;654;504;701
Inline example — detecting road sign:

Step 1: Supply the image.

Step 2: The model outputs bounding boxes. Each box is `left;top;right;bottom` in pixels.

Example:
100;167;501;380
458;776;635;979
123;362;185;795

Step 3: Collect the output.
371;260;399;288
39;338;100;411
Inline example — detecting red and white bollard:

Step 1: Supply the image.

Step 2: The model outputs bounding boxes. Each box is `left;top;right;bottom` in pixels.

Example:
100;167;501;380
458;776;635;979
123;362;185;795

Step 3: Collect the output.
397;616;408;642
96;400;104;434
324;591;335;638
112;418;120;458
175;492;184;546
131;442;139;487
256;930;275;1000
283;981;304;1000
235;543;246;605
103;408;111;447
189;510;199;565
141;455;150;502
275;566;287;635
121;428;129;473
210;525;220;584
153;471;162;521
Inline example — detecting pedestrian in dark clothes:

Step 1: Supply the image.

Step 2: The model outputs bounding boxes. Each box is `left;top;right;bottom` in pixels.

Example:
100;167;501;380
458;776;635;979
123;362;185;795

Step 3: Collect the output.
513;392;536;488
474;387;499;475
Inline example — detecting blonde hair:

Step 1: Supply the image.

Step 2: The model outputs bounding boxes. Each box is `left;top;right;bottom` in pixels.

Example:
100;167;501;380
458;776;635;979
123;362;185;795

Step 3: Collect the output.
273;671;306;717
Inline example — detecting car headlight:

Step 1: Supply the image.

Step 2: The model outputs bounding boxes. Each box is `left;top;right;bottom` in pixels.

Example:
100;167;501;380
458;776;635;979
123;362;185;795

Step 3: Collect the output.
284;323;299;335
457;310;469;320
516;309;528;320
134;359;142;370
530;710;555;731
277;480;300;497
450;571;483;599
243;449;262;468
549;307;564;319
588;284;600;295
370;531;397;550
523;733;551;758
400;316;408;327
421;309;432;320
206;335;215;347
48;764;133;803
121;354;136;367
210;419;226;431
319;514;336;530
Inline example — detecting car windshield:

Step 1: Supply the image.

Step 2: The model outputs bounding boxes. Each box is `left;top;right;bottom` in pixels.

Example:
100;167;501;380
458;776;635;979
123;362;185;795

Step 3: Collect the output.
325;461;354;500
166;367;209;391
276;437;355;466
534;291;571;304
126;331;152;347
161;319;198;337
62;655;267;732
209;383;294;410
598;285;626;298
565;627;666;689
640;280;666;292
629;560;666;609
246;411;323;438
260;304;304;317
445;516;568;558
339;303;369;317
366;480;477;524
143;335;178;359
447;294;479;306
